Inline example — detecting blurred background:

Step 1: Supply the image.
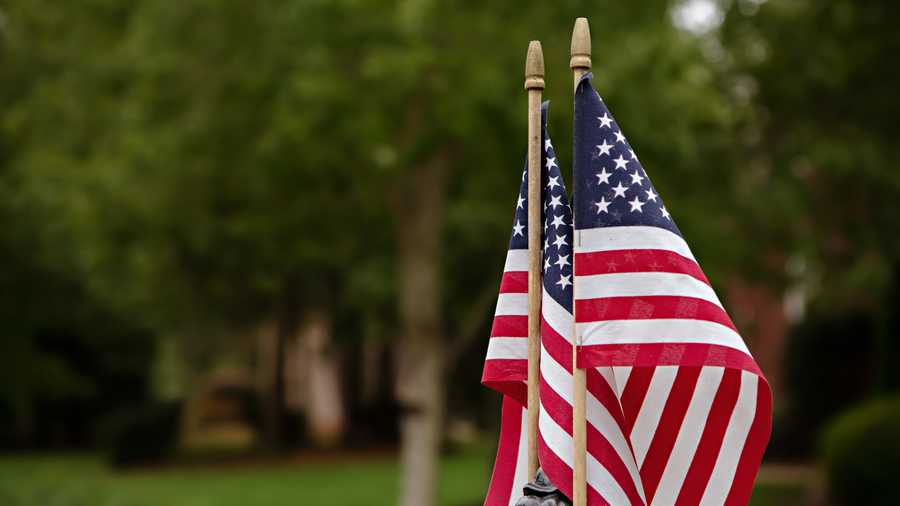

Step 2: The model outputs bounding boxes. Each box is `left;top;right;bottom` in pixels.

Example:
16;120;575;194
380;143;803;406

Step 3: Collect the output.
1;0;899;505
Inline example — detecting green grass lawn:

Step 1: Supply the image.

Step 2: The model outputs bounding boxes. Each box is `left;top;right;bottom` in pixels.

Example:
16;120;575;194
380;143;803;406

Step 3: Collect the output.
0;449;810;506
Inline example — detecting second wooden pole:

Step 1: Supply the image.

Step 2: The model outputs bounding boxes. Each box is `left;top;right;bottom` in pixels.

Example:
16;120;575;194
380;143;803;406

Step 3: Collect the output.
570;17;591;506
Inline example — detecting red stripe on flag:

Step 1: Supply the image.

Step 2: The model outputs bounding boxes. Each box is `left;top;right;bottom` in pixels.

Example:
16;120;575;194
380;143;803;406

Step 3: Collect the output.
484;397;524;506
537;432;577;504
574;249;709;285
575;296;736;332
540;317;573;371
621;366;654;434
586;368;630;437
482;361;527;406
499;270;528;293
639;366;702;504
674;367;742;506
724;377;773;506
491;315;528;338
539;377;574;436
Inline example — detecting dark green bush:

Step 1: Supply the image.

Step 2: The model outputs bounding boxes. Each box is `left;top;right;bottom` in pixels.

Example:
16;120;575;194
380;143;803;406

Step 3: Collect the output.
820;397;900;506
99;401;182;468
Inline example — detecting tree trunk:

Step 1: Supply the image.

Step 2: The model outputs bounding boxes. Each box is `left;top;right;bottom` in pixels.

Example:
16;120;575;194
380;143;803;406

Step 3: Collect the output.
395;154;448;506
301;307;346;447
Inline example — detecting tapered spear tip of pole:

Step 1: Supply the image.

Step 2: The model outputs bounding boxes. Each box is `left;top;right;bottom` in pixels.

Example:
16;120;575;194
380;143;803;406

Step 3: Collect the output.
525;40;545;90
570;17;592;70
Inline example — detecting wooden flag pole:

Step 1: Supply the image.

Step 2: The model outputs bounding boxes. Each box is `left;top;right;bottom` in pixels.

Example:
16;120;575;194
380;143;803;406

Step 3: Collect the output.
525;40;545;480
570;17;591;506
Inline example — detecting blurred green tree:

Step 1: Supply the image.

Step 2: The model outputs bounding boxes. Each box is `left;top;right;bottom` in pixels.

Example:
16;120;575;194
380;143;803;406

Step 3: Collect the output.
0;0;159;447
720;0;900;454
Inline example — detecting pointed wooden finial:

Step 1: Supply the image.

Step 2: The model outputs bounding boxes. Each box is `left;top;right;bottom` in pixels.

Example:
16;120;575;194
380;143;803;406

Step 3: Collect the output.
525;40;545;90
570;17;591;71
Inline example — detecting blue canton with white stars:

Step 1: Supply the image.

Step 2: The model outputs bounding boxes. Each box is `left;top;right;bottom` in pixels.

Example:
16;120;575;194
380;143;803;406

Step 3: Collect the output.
507;102;573;314
572;73;681;236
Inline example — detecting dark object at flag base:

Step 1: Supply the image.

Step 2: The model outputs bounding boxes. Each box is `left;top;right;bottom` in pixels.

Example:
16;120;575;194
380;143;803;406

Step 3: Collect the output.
515;468;572;506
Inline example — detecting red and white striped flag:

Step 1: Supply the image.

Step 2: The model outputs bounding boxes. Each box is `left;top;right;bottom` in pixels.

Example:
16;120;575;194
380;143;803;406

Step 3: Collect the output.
562;73;772;505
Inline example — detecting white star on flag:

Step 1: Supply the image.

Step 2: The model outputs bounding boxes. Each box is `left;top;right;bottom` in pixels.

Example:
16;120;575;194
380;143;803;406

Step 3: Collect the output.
597;139;613;156
630;170;645;185
628;195;645;213
598;113;613;128
596;168;611;184
547;176;560;190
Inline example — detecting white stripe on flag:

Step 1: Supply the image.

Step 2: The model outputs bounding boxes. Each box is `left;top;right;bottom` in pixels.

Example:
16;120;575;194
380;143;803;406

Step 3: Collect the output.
699;371;759;506
509;405;530;506
504;249;529;272
632;366;679;467
541;288;573;343
595;366;618;392
653;366;725;506
574;272;721;308
578;319;750;356
495;293;528;316
486;337;529;360
575;226;696;261
613;366;633;395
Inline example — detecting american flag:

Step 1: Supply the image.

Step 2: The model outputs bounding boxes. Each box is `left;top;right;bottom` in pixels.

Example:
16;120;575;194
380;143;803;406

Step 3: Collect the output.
482;103;551;506
568;73;772;505
483;77;771;505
